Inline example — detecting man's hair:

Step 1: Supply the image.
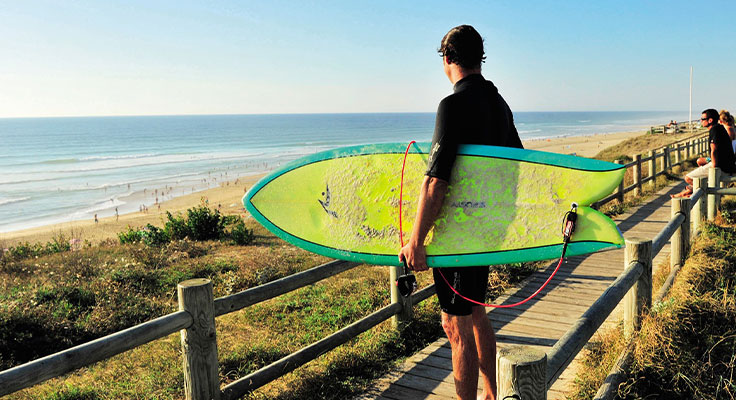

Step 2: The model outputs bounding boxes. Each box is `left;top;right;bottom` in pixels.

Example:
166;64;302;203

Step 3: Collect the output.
703;109;719;122
438;25;486;69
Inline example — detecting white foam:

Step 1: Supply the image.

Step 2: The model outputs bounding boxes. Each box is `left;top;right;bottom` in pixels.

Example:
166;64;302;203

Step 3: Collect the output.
0;196;30;207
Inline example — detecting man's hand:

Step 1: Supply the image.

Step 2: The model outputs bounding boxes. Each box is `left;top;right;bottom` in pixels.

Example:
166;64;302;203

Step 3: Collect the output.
398;241;429;272
398;175;447;272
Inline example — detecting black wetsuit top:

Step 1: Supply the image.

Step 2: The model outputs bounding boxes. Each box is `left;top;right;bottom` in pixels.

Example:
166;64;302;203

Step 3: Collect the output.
426;74;523;182
425;74;523;316
710;123;736;174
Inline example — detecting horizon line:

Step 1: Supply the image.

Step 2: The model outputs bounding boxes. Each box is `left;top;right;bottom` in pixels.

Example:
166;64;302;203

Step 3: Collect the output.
0;110;684;120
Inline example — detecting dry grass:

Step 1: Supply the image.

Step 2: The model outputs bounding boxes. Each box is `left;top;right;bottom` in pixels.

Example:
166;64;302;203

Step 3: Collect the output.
594;129;708;163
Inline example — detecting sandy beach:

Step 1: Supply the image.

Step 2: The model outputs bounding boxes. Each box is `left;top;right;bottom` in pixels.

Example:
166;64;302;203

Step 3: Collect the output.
0;129;645;247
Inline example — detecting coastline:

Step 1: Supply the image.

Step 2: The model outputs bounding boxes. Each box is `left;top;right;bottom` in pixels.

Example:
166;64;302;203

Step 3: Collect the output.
0;129;646;246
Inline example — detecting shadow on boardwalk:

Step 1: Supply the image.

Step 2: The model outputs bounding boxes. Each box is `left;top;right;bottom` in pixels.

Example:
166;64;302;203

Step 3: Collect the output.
357;181;686;400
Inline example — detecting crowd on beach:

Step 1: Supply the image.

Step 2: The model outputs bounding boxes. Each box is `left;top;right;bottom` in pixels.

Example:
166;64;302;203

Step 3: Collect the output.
672;109;736;198
91;174;247;225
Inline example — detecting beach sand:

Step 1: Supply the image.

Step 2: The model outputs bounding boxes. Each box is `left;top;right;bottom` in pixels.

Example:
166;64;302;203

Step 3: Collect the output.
0;130;645;247
523;130;642;156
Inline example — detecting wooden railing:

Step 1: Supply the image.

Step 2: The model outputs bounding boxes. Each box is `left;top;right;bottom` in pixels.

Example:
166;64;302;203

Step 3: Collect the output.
591;132;708;209
496;166;731;399
0;130;712;400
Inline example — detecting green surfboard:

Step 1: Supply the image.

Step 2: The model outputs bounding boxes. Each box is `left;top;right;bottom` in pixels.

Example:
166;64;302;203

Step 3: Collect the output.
243;142;625;267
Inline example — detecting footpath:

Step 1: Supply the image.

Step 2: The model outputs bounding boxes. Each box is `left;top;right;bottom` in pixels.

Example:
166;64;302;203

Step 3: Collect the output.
356;181;683;399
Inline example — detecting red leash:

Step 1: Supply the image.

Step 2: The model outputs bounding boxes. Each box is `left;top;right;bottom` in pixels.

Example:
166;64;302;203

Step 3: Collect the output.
397;141;575;307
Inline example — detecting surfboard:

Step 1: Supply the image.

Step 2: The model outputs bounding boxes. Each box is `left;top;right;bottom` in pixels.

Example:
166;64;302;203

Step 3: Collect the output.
243;142;625;267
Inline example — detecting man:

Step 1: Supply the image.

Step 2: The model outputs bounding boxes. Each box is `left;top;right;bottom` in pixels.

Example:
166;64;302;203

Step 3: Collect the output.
398;25;523;400
672;108;736;198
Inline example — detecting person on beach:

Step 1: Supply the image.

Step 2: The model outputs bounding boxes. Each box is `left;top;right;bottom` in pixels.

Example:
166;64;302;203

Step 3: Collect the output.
398;25;522;400
673;109;736;198
94;214;98;224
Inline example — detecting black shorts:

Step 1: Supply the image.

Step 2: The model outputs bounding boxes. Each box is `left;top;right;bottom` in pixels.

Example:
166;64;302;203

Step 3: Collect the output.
432;266;490;316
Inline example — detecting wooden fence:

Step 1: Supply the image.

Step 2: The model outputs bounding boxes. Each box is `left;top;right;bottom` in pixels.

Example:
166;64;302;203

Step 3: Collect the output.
0;132;714;400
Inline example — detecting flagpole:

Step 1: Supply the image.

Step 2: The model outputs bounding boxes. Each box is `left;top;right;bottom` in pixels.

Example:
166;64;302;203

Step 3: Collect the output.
689;66;693;133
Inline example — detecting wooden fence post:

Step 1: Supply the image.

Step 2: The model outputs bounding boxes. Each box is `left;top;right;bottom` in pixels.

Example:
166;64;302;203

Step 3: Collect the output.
178;279;220;400
648;150;656;189
686;140;692;159
708;167;721;221
615;160;624;204
671;198;690;268
497;345;547;400
390;266;413;329
674;144;681;167
624;238;652;337
633;154;642;196
692;177;707;236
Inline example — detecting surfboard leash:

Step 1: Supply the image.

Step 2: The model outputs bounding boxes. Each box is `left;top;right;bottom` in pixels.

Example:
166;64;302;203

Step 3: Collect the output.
396;140;578;307
396;140;418;297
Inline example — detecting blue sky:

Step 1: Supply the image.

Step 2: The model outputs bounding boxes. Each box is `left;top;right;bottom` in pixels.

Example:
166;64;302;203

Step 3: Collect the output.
1;0;734;117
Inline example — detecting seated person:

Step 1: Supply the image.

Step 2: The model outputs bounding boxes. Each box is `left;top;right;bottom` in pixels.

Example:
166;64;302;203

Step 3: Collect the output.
673;109;736;198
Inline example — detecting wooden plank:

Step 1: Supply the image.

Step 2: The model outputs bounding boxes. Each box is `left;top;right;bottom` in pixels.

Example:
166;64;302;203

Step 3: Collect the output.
495;323;565;340
489;311;573;332
401;363;453;383
391;372;464;398
490;308;581;326
507;282;613;298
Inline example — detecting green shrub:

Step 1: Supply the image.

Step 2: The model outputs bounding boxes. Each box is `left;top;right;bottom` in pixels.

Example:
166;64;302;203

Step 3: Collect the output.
118;227;143;244
142;224;170;247
186;205;225;241
5;242;44;260
227;219;254;245
45;234;71;254
164;211;190;240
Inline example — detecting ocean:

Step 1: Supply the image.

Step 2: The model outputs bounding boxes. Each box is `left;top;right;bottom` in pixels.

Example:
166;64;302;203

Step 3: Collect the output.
0;111;680;233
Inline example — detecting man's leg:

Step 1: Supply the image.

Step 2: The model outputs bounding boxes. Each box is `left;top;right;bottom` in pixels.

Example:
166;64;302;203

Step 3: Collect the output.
442;312;479;400
472;305;497;400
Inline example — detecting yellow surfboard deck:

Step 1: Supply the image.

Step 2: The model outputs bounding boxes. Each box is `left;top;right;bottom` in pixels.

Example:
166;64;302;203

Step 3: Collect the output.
245;143;625;267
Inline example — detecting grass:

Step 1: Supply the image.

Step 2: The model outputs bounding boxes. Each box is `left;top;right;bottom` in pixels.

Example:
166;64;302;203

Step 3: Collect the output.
594;129;708;163
568;198;736;399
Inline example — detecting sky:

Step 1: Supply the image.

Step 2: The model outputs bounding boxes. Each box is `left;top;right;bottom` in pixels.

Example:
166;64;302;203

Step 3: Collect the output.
1;0;734;118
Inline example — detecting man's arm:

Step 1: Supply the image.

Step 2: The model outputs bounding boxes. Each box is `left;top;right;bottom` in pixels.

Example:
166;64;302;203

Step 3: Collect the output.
711;142;718;168
398;175;448;271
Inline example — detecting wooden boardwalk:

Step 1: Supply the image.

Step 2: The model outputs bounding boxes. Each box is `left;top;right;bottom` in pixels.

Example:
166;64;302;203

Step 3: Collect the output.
356;181;684;400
